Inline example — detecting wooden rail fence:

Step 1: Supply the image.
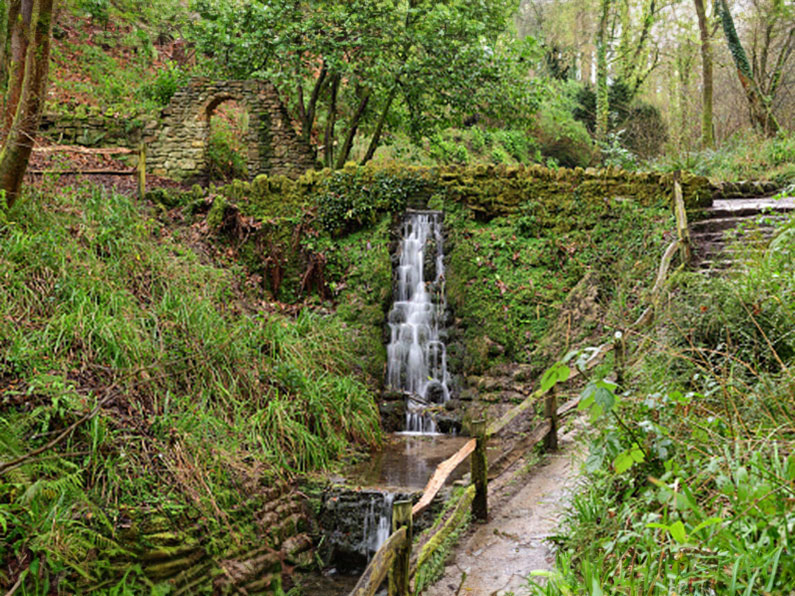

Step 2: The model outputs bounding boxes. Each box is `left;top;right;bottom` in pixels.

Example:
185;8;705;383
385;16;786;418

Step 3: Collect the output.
350;179;692;596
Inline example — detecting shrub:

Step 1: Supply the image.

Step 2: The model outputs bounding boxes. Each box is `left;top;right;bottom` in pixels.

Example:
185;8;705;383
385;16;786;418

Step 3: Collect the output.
141;62;188;106
207;123;248;182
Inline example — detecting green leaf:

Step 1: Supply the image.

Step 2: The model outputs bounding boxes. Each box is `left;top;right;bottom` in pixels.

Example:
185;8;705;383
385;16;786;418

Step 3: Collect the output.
613;451;634;474
691;517;723;535
593;386;615;412
539;362;570;393
669;520;687;544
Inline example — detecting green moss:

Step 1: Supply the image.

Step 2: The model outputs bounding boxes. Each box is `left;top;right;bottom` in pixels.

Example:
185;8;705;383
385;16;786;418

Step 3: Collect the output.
202;163;686;377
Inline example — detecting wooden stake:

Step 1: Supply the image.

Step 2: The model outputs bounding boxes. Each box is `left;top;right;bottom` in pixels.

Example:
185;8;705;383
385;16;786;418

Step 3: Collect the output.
614;330;626;389
471;419;488;521
137;142;147;199
388;501;412;596
544;388;558;451
673;171;692;266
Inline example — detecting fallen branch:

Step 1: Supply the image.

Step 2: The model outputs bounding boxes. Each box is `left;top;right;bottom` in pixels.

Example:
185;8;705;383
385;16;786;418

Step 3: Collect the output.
0;385;118;475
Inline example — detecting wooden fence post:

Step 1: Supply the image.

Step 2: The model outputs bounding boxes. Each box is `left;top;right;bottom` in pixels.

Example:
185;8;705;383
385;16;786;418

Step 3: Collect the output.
388;501;412;596
614;330;625;388
137;142;146;199
673;170;692;266
471;419;488;521
544;387;558;451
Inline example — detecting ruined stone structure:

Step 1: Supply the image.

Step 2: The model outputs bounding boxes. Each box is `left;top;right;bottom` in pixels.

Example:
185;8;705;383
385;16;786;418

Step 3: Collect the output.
144;79;317;181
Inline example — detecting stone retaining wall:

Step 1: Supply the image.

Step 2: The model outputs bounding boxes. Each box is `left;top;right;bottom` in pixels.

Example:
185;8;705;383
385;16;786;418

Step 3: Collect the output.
39;112;142;147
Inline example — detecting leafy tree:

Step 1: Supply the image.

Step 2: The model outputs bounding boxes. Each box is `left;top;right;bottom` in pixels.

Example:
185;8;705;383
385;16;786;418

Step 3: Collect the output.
0;0;56;209
189;0;538;167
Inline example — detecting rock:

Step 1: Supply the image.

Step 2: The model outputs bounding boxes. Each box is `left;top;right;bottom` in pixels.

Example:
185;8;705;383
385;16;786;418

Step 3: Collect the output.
379;400;406;433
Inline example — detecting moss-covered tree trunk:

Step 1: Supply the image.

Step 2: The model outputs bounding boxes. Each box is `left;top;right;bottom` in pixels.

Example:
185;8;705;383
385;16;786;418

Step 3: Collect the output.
717;0;779;136
595;0;610;141
694;0;714;148
0;0;55;209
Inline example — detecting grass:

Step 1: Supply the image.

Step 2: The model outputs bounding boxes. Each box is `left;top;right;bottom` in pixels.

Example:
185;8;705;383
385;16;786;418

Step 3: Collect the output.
529;209;795;594
0;181;381;592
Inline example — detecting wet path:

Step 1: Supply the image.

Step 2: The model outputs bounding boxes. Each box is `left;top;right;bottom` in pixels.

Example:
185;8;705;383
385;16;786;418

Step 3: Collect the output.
423;425;584;596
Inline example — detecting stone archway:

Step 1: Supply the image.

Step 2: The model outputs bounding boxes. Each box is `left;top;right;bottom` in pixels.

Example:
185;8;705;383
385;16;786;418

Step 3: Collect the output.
146;79;316;181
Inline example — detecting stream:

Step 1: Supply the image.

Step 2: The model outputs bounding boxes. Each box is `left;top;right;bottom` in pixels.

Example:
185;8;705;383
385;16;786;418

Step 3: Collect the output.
300;211;463;594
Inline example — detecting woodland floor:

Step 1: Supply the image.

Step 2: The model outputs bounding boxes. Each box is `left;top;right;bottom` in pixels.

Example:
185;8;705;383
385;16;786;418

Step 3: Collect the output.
424;420;586;596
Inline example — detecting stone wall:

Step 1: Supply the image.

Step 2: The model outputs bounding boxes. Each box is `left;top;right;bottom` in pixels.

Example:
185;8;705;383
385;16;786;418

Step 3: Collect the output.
144;79;317;181
39;111;142;147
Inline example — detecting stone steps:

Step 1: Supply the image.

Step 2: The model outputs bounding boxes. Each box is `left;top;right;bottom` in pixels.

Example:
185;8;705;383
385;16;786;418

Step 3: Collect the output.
690;195;793;274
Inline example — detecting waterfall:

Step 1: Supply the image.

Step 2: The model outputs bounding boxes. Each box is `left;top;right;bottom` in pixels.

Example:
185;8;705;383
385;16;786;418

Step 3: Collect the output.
386;211;451;433
362;492;395;557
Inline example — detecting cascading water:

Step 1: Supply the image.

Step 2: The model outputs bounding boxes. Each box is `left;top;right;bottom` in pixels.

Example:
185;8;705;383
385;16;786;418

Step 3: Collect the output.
361;492;395;558
386;211;451;433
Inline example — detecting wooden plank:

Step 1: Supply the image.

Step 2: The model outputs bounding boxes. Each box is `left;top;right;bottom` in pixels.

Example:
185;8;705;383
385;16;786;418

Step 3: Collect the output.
26;169;134;175
388;502;412;596
673;177;693;265
632;239;679;329
488;387;545;437
349;527;407;596
488;421;550;481
412;439;475;517
33;145;133;155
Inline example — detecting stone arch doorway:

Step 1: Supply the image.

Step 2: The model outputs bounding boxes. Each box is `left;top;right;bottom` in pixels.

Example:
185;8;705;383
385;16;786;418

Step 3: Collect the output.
146;79;316;182
204;95;253;182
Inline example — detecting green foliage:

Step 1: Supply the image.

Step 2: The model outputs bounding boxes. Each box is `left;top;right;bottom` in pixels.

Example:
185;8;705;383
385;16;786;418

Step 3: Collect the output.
443;184;670;373
315;166;426;235
188;0;537;161
0;183;381;591
207;122;249;182
654;130;795;183
531;212;795;595
78;0;110;25
140;61;188;106
534;81;594;167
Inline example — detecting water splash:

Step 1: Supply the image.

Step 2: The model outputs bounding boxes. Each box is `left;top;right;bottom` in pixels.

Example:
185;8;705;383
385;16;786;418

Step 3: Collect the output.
386;211;451;433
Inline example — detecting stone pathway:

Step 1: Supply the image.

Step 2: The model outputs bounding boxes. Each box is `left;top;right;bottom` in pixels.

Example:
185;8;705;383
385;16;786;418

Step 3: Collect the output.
423;424;585;596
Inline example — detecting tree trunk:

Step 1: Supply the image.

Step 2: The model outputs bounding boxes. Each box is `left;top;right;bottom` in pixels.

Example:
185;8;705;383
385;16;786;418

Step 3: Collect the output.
361;84;398;165
3;0;31;136
595;0;610;141
297;63;327;145
323;74;340;168
717;0;779;135
694;0;714;148
0;0;55;209
334;88;370;169
0;0;12;87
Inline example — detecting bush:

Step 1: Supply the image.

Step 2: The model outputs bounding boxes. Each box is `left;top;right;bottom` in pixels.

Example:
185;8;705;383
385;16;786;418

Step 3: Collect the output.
535;81;594;167
141;62;188;106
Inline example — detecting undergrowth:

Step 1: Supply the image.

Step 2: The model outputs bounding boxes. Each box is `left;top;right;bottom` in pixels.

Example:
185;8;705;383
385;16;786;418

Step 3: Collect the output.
0;182;380;592
530;208;795;594
653;130;795;184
